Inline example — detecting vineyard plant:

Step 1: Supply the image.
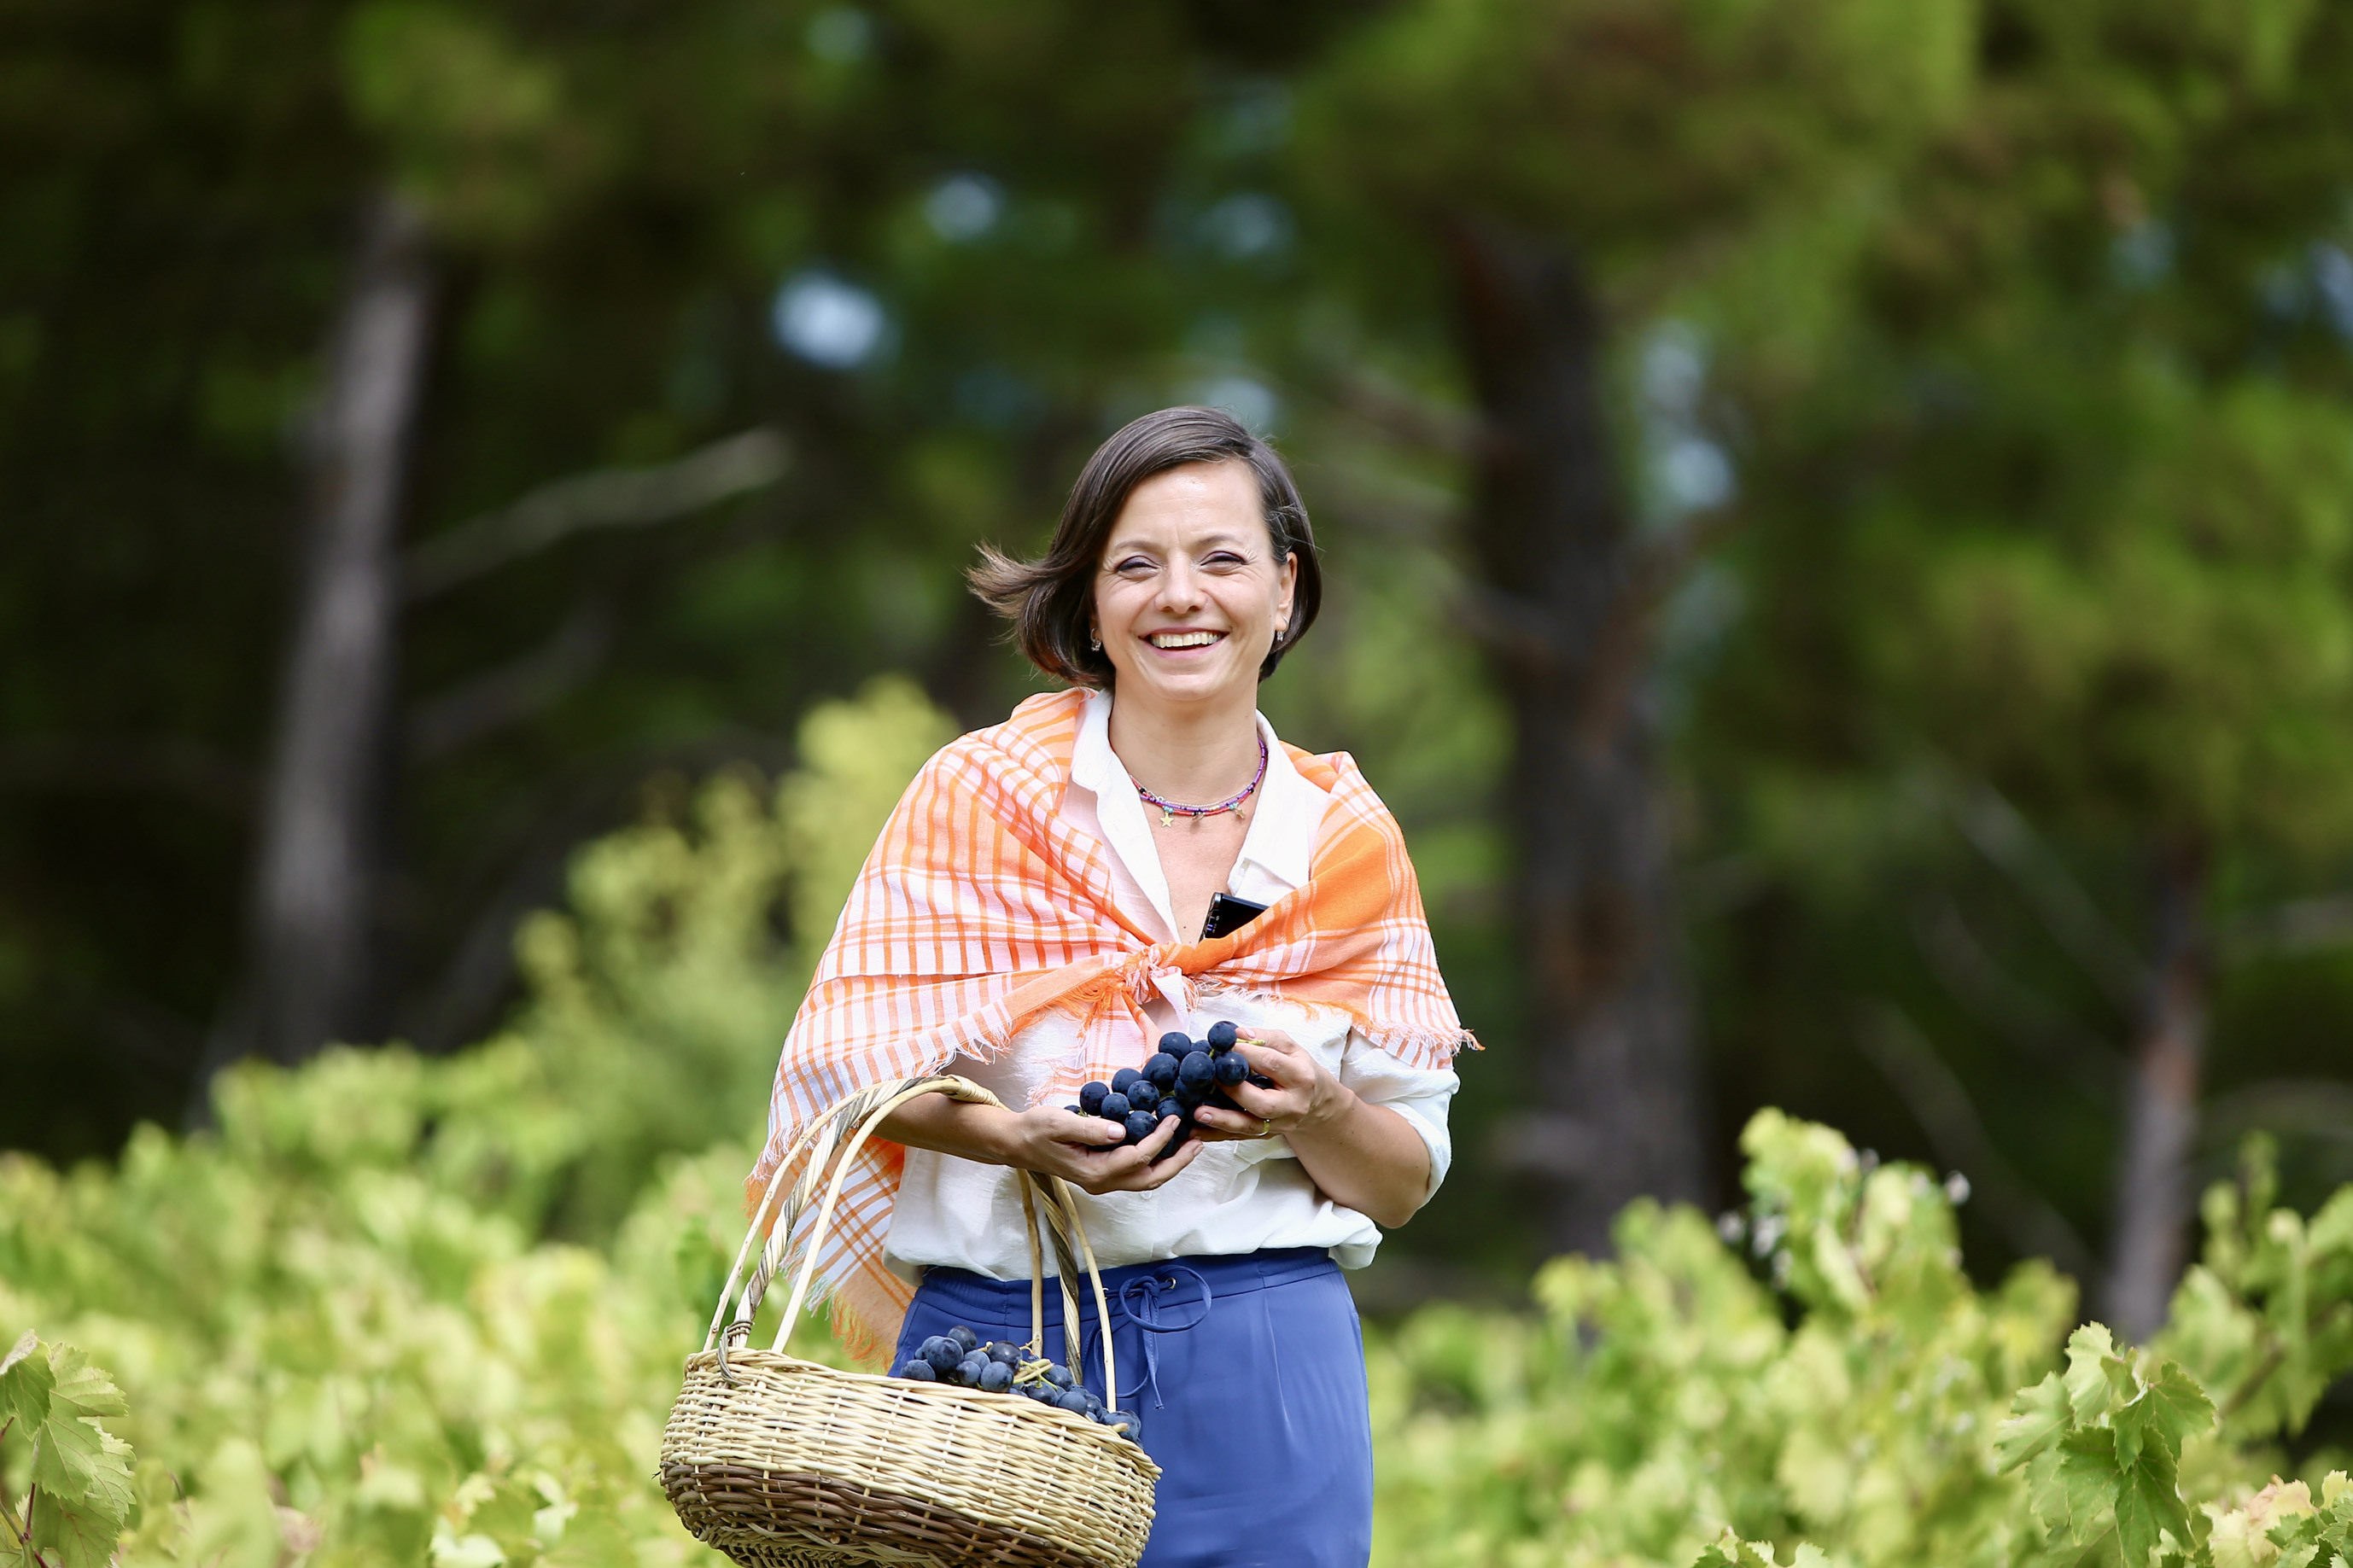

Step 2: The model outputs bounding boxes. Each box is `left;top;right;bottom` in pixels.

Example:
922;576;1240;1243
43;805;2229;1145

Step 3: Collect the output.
5;681;2351;1568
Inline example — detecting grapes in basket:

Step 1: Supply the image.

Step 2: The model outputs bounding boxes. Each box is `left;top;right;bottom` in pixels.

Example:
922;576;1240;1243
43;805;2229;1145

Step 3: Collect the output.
1058;1020;1274;1160
890;1326;1143;1441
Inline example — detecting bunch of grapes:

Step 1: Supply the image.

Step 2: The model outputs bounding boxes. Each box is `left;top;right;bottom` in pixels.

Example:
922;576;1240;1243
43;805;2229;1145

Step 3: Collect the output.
1062;1019;1275;1160
891;1326;1143;1441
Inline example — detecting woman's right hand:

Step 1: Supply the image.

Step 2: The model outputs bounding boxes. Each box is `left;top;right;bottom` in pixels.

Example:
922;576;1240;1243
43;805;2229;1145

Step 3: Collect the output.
1005;1105;1201;1193
878;1098;1201;1194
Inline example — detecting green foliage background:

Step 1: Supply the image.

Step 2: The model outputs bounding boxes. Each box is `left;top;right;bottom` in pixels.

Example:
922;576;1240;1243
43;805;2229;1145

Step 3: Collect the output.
3;684;2350;1568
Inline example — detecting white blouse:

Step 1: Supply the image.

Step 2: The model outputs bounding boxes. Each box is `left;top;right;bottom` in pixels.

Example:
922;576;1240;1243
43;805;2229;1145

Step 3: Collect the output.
884;690;1460;1281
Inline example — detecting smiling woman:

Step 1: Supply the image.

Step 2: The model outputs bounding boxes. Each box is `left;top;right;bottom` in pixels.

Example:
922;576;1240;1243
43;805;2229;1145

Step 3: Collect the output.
752;407;1470;1568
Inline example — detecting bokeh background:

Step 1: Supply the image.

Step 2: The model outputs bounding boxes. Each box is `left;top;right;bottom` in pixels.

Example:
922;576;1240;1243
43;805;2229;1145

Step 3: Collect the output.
8;2;2353;1553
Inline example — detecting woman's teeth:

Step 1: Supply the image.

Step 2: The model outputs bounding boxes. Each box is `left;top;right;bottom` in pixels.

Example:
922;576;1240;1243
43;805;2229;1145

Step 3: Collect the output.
1148;631;1221;649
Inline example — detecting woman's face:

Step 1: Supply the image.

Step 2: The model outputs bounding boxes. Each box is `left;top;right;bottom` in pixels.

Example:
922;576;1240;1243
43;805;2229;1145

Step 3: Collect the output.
1092;460;1298;713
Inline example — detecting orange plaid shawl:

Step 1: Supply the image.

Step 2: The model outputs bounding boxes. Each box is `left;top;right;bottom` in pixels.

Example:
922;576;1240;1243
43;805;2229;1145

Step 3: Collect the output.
751;687;1471;1361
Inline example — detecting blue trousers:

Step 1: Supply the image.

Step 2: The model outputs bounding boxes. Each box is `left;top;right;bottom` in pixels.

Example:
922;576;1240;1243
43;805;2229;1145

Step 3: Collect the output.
893;1248;1373;1568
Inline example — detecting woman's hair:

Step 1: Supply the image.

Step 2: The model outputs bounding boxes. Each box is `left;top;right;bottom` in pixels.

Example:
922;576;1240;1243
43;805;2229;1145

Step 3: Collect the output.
969;405;1322;689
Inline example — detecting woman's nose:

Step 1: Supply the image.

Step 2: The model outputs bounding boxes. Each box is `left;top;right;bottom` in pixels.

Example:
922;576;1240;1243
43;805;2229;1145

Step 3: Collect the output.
1154;562;1206;611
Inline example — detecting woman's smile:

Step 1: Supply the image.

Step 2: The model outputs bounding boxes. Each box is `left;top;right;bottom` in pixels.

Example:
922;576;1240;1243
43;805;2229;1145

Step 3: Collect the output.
1146;628;1224;651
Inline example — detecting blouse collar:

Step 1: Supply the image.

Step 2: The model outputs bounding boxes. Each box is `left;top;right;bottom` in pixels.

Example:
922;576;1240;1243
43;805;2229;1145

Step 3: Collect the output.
1071;688;1330;941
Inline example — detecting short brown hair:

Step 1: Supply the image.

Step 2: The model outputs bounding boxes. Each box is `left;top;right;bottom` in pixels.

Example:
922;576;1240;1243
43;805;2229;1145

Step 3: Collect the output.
970;406;1321;688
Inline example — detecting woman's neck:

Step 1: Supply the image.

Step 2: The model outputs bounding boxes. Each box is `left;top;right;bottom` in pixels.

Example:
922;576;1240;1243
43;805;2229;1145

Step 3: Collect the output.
1106;685;1262;803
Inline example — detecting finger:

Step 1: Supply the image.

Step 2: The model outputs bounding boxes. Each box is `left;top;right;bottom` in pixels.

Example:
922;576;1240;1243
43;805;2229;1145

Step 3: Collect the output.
1234;1041;1299;1087
1072;1114;1134;1151
1134;1115;1182;1157
1133;1136;1204;1184
1194;1104;1270;1138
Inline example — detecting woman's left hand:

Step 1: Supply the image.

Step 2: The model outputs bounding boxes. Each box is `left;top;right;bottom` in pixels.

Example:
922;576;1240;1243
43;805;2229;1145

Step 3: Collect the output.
1189;1028;1347;1142
1186;1025;1433;1228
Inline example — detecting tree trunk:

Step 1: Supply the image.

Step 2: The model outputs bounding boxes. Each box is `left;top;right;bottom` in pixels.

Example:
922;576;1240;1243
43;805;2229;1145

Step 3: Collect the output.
242;193;435;1067
1448;222;1708;1255
2100;839;2210;1341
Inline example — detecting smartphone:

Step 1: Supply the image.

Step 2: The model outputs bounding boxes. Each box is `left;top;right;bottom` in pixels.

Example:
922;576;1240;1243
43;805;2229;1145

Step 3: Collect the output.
1200;892;1270;941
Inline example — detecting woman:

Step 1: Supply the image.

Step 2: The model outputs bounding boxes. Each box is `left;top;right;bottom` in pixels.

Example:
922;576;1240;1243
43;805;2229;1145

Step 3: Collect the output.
754;406;1471;1567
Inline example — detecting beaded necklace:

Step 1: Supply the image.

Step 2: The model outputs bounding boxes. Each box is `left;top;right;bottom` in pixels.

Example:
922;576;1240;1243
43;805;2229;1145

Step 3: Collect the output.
1134;732;1270;827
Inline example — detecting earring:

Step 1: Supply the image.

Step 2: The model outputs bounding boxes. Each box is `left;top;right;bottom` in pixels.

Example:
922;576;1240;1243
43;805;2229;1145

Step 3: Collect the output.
1089;631;1101;650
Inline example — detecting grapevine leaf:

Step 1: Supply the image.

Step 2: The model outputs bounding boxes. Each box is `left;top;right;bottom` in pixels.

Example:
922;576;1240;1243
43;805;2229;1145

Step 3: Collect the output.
42;1350;126;1423
0;1333;53;1430
1996;1372;2073;1473
2063;1324;2129;1426
2110;1431;2190;1566
2031;1427;2122;1547
20;1345;135;1536
29;1482;123;1568
2111;1361;2213;1472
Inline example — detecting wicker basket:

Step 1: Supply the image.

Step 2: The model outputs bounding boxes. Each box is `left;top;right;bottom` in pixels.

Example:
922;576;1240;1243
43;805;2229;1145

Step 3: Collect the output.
660;1075;1160;1568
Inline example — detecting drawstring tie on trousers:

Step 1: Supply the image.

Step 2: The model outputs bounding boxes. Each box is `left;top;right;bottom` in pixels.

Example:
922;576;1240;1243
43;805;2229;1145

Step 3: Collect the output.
1111;1266;1213;1410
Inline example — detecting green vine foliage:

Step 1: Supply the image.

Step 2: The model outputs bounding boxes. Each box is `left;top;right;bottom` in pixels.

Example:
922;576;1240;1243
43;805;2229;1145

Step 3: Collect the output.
1;1334;136;1568
1369;1114;2353;1568
4;673;2350;1568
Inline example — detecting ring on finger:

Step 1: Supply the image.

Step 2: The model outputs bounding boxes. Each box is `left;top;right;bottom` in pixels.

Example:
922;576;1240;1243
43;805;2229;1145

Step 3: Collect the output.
1259;1116;1273;1138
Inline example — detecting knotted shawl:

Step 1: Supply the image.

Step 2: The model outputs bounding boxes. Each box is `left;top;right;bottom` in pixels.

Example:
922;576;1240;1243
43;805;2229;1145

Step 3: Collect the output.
751;687;1472;1361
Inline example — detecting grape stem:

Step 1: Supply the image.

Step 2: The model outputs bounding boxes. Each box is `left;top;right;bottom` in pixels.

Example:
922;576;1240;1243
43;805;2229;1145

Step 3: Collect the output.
0;1472;59;1568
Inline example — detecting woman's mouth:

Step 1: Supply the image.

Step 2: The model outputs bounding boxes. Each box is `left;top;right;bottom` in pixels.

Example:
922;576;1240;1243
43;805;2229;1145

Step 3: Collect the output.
1146;630;1223;650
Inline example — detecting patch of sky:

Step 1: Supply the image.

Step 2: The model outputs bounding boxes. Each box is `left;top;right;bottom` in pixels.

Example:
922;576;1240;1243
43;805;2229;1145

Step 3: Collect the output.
2312;242;2353;342
1200;194;1292;260
1185;374;1280;434
1649;562;1745;734
1638;320;1734;525
806;6;873;62
925;175;1001;243
2111;219;2175;289
772;270;885;369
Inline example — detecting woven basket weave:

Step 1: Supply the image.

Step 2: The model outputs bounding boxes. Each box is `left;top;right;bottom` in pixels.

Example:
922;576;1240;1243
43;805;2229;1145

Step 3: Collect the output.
660;1075;1160;1568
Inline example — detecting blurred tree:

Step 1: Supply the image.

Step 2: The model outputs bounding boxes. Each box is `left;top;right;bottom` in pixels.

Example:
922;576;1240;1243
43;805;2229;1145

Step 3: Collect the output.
1293;0;1974;1253
1709;0;2353;1336
0;0;1369;1150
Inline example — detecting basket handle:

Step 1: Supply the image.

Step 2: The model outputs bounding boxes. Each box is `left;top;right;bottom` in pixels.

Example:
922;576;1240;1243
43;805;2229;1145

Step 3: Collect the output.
709;1074;1123;1409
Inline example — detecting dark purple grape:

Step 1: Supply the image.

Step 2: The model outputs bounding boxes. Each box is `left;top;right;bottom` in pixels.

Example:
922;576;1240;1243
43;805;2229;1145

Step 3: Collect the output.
1206;1020;1239;1052
1123;1110;1159;1143
1078;1081;1110;1116
1099;1092;1131;1121
1173;1082;1205;1110
985;1342;1021;1365
946;1326;978;1352
1247;1071;1276;1089
1103;1410;1144;1442
1063;1104;1083;1115
1127;1081;1160;1113
896;1360;937;1381
1043;1364;1074;1390
1213;1051;1248;1087
920;1337;961;1373
1144;1052;1180;1090
1111;1067;1143;1094
1157;1030;1192;1056
978;1361;1013;1393
1179;1051;1215;1092
955;1356;990;1386
1054;1388;1093;1414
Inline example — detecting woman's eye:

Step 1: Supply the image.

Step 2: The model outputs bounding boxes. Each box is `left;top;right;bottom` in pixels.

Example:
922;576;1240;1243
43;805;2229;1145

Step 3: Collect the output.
1203;552;1245;568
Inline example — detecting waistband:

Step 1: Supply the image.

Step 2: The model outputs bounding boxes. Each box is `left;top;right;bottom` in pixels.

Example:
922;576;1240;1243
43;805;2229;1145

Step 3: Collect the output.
914;1245;1335;1323
914;1246;1340;1412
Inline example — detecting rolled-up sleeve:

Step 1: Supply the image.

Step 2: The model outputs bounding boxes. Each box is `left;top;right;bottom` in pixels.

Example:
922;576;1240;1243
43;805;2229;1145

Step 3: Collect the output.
1337;1032;1458;1203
